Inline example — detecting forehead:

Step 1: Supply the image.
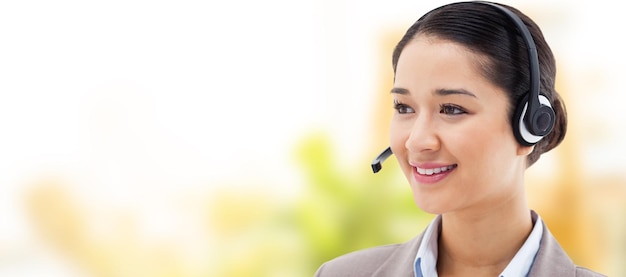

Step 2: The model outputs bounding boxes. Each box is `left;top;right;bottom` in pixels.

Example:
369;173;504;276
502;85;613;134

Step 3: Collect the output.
394;35;490;88
393;35;510;110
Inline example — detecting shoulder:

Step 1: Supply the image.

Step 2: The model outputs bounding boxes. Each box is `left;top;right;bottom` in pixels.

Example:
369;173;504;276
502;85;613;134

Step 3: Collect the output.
529;219;606;277
314;244;402;277
575;266;607;277
314;235;423;277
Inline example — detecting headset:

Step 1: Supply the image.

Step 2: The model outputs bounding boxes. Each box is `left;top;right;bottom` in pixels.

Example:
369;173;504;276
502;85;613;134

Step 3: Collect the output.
371;1;555;173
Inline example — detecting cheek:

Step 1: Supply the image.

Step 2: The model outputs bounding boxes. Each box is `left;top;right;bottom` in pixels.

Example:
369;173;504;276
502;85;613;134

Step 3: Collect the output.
451;120;518;169
447;113;508;145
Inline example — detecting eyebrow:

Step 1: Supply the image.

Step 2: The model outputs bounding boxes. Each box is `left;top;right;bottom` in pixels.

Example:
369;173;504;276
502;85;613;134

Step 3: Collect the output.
435;88;478;98
390;87;410;94
390;87;478;98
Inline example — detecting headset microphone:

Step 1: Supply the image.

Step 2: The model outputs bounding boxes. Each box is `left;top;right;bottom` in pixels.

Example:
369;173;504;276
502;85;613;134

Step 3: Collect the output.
371;147;393;173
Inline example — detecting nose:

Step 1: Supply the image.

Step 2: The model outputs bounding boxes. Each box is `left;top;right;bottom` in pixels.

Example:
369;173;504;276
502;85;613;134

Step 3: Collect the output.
405;115;440;153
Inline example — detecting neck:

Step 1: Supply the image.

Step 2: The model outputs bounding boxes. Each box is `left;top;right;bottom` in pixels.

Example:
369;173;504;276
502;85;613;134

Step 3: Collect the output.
436;195;533;276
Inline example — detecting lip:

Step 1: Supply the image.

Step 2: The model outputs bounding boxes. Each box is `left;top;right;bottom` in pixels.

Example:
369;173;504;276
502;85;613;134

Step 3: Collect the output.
410;162;457;185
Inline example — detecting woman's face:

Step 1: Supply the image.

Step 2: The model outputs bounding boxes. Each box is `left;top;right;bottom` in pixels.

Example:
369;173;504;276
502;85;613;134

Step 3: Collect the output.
390;35;532;215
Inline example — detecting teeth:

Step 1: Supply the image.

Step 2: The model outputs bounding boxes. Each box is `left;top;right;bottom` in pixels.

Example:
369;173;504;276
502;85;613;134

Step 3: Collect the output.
416;165;455;175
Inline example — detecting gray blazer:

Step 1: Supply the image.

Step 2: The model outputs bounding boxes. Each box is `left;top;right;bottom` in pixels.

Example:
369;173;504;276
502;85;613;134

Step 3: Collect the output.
315;221;605;276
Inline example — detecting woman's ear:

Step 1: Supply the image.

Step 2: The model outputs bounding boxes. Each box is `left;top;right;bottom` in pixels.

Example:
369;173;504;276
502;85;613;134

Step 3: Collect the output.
517;144;535;156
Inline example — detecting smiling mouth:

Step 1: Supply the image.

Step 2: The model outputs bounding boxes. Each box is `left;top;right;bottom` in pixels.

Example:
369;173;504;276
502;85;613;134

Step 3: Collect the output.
415;165;457;176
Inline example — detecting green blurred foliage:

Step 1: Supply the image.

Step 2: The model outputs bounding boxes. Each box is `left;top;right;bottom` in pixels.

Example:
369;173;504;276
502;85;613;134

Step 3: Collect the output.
291;133;432;275
203;132;433;276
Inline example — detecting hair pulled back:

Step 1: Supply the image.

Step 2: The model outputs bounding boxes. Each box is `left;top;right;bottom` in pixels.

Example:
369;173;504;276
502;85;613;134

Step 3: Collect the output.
391;2;567;167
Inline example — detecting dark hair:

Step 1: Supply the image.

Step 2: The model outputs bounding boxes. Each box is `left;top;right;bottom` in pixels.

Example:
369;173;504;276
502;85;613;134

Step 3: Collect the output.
391;1;567;167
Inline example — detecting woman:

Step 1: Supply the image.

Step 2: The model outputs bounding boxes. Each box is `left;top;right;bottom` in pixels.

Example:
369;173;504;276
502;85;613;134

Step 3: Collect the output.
315;2;605;276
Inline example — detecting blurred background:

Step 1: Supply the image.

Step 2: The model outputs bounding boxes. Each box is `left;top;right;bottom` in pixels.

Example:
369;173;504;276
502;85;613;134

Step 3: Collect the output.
1;0;624;276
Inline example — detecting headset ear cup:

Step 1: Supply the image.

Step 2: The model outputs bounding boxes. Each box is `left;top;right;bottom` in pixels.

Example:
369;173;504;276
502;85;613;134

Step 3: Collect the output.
513;94;554;146
530;101;555;136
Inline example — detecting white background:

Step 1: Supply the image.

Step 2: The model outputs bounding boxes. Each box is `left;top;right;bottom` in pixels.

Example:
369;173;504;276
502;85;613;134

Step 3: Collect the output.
1;0;624;276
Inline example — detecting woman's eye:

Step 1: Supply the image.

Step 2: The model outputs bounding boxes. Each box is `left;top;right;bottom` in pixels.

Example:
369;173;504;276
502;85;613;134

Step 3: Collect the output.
439;104;466;115
393;101;414;114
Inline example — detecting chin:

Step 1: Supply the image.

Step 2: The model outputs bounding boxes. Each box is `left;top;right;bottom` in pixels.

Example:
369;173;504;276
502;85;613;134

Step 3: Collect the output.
412;194;447;215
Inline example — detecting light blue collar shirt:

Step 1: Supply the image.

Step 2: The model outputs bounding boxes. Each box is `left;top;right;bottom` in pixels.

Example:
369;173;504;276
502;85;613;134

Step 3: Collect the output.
414;211;543;277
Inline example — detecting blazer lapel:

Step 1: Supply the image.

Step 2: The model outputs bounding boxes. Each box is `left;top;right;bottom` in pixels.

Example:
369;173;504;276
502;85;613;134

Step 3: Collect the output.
372;233;425;277
528;221;577;276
